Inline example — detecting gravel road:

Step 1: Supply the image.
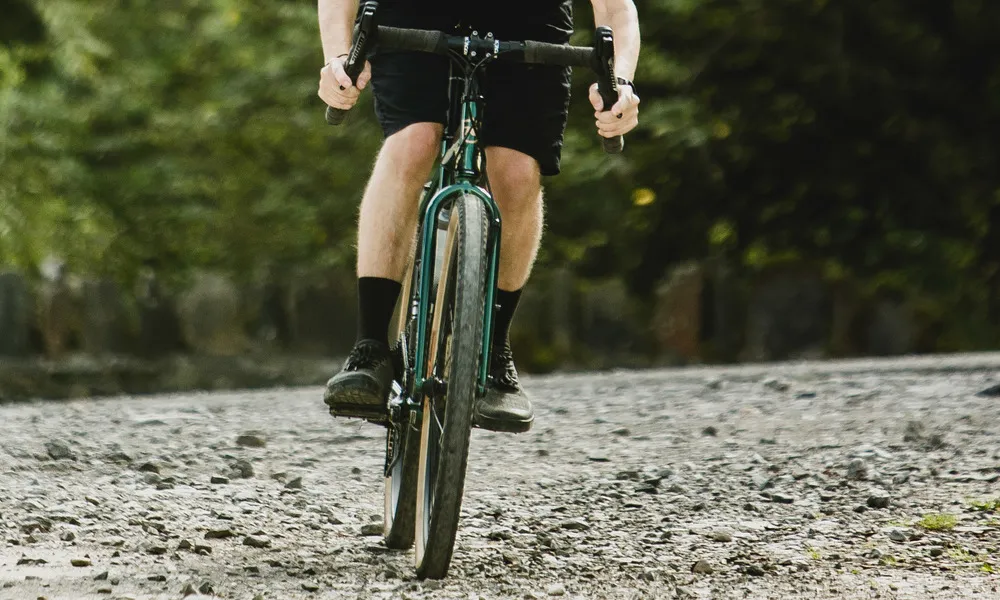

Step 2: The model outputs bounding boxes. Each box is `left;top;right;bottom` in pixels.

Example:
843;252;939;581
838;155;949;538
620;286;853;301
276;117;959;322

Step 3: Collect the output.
2;353;1000;599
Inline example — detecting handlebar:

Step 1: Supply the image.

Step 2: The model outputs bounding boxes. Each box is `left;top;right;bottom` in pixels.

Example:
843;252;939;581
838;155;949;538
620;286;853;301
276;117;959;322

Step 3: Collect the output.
325;1;625;154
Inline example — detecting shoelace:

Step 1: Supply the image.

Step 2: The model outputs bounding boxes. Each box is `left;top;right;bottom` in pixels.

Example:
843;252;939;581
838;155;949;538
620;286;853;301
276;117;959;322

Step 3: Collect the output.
345;342;386;372
490;343;520;390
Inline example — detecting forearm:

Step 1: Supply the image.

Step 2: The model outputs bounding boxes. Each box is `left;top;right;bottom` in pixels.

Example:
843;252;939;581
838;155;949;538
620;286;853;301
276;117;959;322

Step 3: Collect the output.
592;0;639;81
318;0;359;62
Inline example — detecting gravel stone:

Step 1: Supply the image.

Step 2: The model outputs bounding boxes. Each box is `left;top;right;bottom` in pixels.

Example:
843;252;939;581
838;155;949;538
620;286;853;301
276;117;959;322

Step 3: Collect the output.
692;560;714;574
546;583;566;596
71;558;91;567
236;432;268;448
889;529;908;543
846;459;868;481
210;475;229;485
867;495;891;509
45;441;75;461
284;477;303;490
360;523;384;536
243;535;271;549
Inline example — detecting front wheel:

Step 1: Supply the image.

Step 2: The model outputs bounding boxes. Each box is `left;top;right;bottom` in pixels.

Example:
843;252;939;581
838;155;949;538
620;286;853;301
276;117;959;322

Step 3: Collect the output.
415;193;488;579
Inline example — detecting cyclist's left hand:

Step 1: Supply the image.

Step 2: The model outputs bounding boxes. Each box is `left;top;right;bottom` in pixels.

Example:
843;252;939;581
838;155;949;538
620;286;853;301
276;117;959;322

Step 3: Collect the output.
589;83;640;139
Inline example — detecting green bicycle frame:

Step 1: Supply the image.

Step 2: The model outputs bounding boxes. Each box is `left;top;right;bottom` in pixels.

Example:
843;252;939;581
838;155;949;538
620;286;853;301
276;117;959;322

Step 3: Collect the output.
409;66;501;399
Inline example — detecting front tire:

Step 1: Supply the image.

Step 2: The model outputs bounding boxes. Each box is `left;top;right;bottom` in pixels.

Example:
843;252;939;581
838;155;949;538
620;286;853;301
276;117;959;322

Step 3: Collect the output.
414;193;488;579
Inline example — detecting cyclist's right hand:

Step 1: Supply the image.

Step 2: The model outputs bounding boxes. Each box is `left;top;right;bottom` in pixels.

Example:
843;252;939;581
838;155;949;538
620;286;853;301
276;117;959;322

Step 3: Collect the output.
318;56;372;110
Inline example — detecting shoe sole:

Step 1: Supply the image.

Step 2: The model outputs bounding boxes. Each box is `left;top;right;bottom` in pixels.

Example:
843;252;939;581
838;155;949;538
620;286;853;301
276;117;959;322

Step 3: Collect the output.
472;413;534;434
324;381;387;423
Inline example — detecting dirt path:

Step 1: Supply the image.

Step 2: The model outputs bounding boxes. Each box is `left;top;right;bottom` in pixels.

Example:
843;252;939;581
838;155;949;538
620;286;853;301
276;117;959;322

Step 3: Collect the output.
2;354;999;599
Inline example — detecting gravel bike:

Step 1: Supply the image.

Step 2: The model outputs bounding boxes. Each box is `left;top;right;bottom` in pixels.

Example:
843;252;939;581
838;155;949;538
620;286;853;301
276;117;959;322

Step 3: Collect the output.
326;1;624;579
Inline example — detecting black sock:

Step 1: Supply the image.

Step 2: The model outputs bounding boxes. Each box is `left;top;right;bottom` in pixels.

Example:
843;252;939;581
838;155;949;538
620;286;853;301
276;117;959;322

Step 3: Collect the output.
357;277;402;345
491;288;522;354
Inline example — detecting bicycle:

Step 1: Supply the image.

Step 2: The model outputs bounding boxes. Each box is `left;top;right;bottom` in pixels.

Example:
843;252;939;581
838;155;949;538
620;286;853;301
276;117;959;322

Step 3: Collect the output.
325;0;624;579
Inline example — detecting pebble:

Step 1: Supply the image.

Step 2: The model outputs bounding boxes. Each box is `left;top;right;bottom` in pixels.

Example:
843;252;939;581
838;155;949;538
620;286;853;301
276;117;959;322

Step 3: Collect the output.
770;493;796;504
611;427;631;437
302;582;320;592
230;459;254;478
559;519;589;531
138;462;161;474
285;477;303;490
846;459;868;480
710;531;733;543
236;432;268;448
929;546;944;557
71;558;91;567
746;564;766;576
204;529;236;539
867;495;891;509
692;560;714;574
60;531;75;542
763;378;790;392
210;476;229;485
93;572;109;581
889;529;908;542
243;536;271;549
361;523;384;536
546;583;566;596
976;383;1000;397
45;441;75;461
702;426;718;437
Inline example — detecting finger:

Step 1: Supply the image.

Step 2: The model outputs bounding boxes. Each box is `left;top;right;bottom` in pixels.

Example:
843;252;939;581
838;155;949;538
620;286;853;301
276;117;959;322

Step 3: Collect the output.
596;116;638;137
588;83;603;111
331;63;353;90
610;93;638;118
356;61;372;91
318;89;352;110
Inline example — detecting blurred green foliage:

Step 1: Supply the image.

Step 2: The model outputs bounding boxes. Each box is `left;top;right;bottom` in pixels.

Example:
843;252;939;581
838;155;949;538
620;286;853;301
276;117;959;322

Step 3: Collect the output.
2;0;1000;346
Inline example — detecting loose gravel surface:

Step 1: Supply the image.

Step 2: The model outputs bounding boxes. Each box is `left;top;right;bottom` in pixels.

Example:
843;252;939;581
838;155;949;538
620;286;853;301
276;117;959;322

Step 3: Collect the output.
2;354;1000;599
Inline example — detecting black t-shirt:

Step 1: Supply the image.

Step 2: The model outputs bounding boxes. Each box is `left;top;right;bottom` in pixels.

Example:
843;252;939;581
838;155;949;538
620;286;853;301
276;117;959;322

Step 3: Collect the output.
376;0;574;43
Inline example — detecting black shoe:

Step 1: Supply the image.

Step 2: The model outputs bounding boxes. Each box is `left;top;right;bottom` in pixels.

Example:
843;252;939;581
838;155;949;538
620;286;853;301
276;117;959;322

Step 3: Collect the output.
324;339;393;422
473;341;534;433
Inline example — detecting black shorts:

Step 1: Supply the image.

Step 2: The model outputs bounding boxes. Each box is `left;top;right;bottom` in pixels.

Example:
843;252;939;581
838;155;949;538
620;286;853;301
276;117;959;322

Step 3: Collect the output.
369;4;574;176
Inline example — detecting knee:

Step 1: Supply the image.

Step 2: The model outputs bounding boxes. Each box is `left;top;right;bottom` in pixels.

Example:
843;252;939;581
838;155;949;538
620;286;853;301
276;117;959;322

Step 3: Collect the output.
487;148;542;209
383;123;443;180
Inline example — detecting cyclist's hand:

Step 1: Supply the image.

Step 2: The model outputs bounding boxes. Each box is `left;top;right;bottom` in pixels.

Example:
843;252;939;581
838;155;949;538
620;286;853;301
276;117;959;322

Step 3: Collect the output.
318;57;372;110
589;82;640;139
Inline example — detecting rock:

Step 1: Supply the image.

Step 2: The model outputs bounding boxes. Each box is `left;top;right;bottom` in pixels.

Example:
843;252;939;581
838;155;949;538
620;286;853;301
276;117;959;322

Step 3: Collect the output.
976;384;1000;398
763;378;790;392
194;545;212;555
146;545;167;555
302;582;320;592
243;536;270;549
177;540;193;551
138;462;161;474
181;583;197;597
867;495;891;509
611;427;631;437
710;531;733;543
284;477;303;490
360;523;384;536
204;529;236;539
889;529;907;543
230;459;254;479
853;505;868;513
546;583;567;596
198;582;215;595
929;546;944;557
692;559;714;574
0;272;33;356
45;441;75;461
558;519;590;531
210;475;229;485
147;574;167;582
770;493;796;504
94;572;109;581
903;421;925;442
746;564;766;577
177;271;246;356
71;558;91;567
846;458;868;481
237;432;267;448
702;426;718;437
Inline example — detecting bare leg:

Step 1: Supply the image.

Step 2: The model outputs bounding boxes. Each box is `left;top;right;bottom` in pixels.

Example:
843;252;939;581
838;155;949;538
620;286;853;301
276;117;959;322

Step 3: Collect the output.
357;123;443;280
484;147;544;291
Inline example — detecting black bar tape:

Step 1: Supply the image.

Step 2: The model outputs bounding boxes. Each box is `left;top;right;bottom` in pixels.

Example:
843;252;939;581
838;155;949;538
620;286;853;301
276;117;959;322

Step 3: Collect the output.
523;41;593;68
377;27;448;54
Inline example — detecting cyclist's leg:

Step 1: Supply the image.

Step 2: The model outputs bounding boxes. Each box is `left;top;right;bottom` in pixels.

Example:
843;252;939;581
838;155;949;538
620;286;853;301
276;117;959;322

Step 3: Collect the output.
325;39;449;418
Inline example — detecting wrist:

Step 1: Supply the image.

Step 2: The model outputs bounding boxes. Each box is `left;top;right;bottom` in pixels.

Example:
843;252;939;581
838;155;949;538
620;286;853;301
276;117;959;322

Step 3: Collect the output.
616;76;637;97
